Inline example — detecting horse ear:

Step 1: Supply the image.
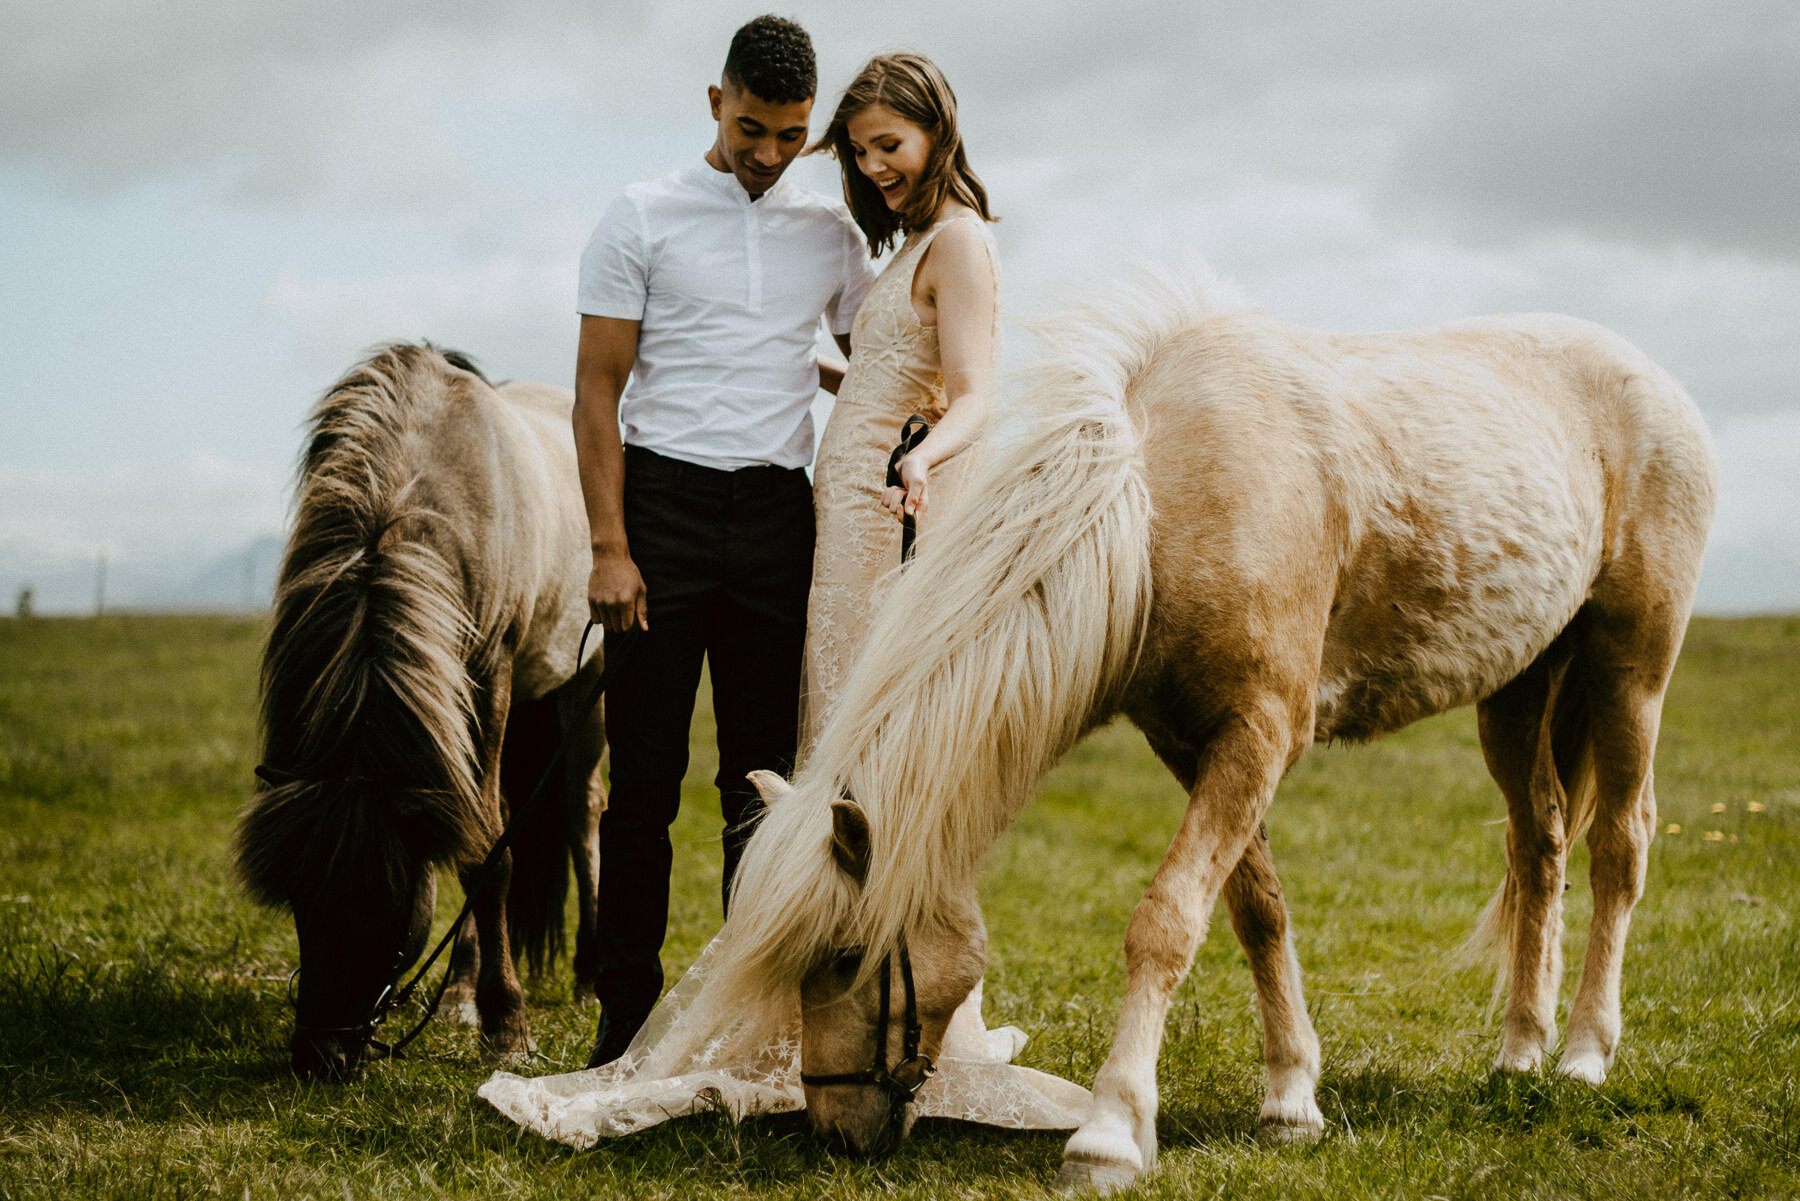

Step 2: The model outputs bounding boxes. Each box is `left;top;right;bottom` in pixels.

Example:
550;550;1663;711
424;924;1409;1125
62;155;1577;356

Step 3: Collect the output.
829;800;871;883
747;770;793;804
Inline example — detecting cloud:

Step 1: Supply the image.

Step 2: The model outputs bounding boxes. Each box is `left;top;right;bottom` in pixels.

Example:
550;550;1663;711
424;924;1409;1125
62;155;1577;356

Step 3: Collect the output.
1395;7;1800;257
265;252;580;388
986;148;1800;420
0;454;288;560
12;0;1796;259
1696;408;1800;613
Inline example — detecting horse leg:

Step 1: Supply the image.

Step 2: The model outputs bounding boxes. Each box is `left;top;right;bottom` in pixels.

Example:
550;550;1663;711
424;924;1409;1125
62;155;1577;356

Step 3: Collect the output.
1143;731;1322;1144
1223;826;1324;1142
465;664;533;1061
1558;597;1686;1084
1057;701;1296;1194
1476;637;1580;1073
560;681;608;1003
441;914;481;1025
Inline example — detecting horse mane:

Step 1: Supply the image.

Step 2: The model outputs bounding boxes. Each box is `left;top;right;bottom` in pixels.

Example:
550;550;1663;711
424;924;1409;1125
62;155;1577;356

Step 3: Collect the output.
691;266;1237;1023
236;343;493;910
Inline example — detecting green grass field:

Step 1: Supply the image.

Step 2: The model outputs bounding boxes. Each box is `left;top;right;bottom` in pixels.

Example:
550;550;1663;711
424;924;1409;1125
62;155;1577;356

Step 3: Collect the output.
2;614;1796;1199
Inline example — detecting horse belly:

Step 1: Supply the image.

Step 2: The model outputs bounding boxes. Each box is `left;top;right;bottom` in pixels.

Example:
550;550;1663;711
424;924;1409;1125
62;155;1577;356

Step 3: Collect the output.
1313;473;1601;742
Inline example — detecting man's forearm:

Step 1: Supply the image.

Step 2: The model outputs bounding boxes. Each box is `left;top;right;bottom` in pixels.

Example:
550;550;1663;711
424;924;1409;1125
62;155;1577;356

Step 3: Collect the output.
572;385;630;557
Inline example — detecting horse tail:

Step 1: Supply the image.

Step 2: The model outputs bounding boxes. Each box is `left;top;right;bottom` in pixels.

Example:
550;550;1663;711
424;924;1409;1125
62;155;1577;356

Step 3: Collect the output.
1461;635;1599;1009
237;344;489;911
697;266;1232;1016
500;693;570;977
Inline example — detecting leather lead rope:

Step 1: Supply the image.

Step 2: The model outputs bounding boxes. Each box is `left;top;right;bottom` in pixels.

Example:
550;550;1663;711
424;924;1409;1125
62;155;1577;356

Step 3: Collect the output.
886;414;932;564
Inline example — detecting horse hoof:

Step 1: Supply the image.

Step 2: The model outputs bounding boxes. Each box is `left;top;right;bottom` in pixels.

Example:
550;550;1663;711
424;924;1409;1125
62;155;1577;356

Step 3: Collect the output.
1256;1106;1325;1144
1556;1051;1608;1086
1492;1046;1545;1075
481;1032;537;1065
1052;1156;1142;1195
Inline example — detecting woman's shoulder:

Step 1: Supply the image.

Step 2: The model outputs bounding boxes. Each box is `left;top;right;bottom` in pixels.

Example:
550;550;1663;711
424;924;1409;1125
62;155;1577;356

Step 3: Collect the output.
922;211;997;269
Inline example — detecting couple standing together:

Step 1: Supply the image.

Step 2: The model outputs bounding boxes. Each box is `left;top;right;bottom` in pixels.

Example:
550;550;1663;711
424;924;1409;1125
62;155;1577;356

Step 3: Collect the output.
575;17;1000;1069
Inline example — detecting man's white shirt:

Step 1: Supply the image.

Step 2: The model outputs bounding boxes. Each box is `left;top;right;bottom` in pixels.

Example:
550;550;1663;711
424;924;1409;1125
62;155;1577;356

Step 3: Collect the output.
579;159;877;471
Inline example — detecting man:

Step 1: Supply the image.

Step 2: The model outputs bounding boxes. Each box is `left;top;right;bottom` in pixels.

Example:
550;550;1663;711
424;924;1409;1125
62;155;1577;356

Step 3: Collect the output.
572;15;875;1068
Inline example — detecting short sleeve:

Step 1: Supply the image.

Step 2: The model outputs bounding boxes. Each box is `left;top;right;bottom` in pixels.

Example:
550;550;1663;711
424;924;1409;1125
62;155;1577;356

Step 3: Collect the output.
825;214;878;336
577;194;649;320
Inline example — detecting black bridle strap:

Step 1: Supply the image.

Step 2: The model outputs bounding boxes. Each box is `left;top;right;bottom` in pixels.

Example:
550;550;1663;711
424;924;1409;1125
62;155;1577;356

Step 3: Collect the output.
279;619;638;1057
798;935;935;1103
885;414;932;565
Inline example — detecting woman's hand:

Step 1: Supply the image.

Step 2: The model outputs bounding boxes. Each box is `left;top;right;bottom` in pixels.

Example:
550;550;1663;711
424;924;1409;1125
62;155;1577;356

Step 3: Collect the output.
882;453;930;520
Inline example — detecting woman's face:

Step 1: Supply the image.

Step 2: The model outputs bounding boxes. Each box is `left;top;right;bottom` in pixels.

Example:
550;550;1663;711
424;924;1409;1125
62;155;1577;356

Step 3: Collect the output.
846;105;933;212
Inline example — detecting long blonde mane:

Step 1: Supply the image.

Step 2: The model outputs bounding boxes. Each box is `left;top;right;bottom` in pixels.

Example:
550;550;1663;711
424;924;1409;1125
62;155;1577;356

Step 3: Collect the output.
652;270;1234;1058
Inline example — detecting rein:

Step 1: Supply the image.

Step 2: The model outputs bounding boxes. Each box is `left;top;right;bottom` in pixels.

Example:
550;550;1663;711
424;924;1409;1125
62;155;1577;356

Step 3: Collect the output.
797;934;936;1105
798;420;940;1104
886;414;932;563
265;619;638;1062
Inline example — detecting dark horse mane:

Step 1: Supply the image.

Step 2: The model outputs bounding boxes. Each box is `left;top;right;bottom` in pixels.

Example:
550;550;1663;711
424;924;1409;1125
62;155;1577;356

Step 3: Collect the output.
236;343;495;914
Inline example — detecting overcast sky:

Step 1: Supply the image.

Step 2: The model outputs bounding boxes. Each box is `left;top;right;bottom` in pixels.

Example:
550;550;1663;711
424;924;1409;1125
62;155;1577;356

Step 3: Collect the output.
2;0;1796;612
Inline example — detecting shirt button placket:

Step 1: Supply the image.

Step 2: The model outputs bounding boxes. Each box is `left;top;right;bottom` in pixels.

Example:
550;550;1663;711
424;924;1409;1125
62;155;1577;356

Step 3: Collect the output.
744;205;763;314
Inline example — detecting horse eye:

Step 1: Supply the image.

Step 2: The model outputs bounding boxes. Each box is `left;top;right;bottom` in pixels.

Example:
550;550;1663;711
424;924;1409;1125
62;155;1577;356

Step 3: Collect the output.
835;951;863;973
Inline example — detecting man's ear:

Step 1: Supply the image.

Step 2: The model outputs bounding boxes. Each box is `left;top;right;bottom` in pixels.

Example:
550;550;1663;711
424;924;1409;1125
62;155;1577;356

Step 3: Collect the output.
747;769;792;804
709;83;723;121
829;800;871;884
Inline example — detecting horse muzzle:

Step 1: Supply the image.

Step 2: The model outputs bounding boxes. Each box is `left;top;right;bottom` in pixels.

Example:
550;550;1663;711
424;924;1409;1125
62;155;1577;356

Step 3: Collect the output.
290;1030;366;1081
811;1085;918;1157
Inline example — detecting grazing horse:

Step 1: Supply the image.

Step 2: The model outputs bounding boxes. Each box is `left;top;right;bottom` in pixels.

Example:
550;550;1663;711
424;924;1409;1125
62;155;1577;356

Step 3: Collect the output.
236;344;606;1079
671;271;1716;1191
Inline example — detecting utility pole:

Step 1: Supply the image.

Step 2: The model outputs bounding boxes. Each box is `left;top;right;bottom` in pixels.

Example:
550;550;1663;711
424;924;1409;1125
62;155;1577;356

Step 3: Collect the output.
95;551;107;617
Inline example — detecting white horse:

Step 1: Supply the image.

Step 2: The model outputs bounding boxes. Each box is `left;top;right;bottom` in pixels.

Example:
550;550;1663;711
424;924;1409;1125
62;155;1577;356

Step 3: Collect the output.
659;270;1716;1192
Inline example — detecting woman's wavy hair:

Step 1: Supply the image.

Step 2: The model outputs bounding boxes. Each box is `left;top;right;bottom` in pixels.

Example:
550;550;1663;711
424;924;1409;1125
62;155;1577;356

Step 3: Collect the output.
811;53;995;256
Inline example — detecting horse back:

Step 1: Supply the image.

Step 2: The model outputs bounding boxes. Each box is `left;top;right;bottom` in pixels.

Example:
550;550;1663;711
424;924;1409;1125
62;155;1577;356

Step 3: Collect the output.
1129;312;1715;744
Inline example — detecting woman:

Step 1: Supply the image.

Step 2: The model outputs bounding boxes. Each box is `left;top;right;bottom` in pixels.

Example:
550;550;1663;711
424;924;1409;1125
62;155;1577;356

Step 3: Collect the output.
480;54;1086;1146
804;52;1001;739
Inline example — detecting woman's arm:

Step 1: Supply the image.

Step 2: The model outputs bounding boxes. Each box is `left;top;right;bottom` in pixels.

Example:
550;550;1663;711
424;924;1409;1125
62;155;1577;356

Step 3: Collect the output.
885;221;997;519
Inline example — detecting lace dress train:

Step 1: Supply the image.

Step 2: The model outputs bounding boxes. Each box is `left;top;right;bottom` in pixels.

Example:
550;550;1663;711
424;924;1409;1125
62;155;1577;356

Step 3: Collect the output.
479;937;1089;1147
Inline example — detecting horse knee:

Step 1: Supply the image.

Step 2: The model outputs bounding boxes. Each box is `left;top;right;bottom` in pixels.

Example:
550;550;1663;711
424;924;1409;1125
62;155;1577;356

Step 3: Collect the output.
1124;890;1208;992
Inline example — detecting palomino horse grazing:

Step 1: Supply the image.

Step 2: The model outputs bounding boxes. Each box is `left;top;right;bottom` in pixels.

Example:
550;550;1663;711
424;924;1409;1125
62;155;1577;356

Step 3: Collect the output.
678;272;1715;1190
237;344;606;1078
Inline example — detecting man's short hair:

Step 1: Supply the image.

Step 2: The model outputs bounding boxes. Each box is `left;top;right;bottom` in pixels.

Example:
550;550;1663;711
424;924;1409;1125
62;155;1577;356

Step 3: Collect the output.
722;15;816;104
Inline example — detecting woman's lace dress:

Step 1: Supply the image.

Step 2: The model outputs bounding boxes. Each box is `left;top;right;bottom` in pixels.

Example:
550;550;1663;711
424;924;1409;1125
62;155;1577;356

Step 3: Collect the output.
480;216;1090;1147
801;216;994;741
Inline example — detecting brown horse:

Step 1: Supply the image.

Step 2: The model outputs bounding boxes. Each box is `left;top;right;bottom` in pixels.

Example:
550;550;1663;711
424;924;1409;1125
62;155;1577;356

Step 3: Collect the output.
236;344;605;1078
657;269;1716;1190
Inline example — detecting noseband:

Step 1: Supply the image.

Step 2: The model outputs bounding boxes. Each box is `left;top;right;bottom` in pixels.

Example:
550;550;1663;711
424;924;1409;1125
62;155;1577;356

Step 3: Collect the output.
798;933;937;1106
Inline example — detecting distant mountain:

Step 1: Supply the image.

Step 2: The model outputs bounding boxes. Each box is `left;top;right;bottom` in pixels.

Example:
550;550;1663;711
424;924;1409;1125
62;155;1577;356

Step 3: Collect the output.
0;533;285;615
182;534;285;611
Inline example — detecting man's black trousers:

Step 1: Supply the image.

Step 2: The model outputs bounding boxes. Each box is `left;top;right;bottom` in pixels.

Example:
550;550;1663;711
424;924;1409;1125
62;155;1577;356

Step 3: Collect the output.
594;444;813;1020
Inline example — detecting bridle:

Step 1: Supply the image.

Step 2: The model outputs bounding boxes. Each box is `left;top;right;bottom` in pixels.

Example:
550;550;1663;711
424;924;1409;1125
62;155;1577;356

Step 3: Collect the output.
798;932;937;1107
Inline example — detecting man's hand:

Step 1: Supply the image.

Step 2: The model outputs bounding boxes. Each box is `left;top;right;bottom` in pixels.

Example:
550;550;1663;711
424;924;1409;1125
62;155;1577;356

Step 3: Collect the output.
589;551;648;632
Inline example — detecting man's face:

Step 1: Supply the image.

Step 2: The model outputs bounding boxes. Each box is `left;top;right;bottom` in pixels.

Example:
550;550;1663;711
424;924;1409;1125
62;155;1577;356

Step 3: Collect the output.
707;81;813;197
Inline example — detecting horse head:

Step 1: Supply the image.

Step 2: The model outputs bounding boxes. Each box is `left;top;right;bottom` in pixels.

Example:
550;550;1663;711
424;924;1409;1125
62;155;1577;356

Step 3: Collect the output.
240;766;475;1080
746;773;987;1155
288;856;437;1079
